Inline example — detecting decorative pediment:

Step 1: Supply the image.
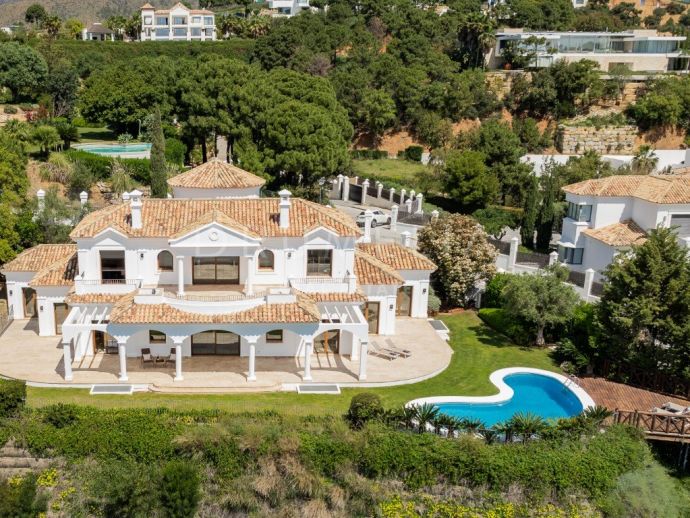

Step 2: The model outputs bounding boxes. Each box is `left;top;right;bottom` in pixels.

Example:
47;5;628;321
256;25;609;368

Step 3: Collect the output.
169;211;261;248
92;228;129;246
304;226;340;245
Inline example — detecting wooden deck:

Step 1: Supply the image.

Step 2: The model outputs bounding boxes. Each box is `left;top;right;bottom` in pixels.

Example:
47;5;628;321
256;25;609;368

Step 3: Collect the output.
578;376;690;412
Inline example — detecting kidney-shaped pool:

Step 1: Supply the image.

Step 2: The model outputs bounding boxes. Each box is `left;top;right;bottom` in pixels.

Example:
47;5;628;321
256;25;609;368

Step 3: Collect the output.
407;368;596;427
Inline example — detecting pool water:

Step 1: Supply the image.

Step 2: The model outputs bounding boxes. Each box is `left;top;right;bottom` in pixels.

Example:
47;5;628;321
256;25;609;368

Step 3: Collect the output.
78;143;152;156
434;374;584;426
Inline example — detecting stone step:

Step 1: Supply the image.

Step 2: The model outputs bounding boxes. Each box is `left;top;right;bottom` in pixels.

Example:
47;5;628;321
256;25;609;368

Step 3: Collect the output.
0;457;51;469
0;467;35;477
0;446;29;458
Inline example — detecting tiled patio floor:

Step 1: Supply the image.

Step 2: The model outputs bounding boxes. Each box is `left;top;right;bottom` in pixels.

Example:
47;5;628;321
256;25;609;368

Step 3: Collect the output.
0;318;452;392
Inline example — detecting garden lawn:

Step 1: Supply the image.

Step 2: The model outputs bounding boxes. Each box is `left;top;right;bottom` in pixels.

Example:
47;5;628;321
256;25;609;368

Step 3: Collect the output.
351;158;430;185
77;126;117;143
26;311;558;415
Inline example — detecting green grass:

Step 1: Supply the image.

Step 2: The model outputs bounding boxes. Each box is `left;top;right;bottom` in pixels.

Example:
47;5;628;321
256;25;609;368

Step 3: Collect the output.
26;312;558;414
351;158;430;185
77;127;117;143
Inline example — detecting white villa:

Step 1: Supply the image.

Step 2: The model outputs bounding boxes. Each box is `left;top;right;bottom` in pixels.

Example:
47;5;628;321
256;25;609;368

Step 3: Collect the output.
558;174;690;279
140;3;216;41
2;160;436;385
267;0;310;17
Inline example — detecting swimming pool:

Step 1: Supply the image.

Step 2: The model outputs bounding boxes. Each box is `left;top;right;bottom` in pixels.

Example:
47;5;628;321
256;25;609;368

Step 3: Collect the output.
408;368;595;427
76;143;151;158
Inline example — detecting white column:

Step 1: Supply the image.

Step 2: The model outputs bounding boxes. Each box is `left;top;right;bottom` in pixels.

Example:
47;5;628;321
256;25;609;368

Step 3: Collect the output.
361;179;370;204
415;193;423;214
303;339;313;381
362;210;373;243
404;198;412;213
177;256;185;296
118;340;128;382
341;176;350;201
63;341;73;381
390;204;398;231
508;237;518;273
584;268;596;301
174;341;183;381
401;231;411;248
376;181;383;198
389;188;396;203
245;255;255;295
247;338;257;382
549;251;559;266
400;189;406;204
358;340;368;381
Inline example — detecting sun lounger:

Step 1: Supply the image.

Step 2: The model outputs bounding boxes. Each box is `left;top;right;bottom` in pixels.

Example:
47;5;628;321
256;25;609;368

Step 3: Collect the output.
384;339;412;358
662;402;690;414
369;341;398;360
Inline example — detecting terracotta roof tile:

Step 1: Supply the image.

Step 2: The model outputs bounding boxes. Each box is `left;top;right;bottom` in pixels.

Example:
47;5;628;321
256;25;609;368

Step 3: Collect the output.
29;253;78;287
562;175;690;204
582;220;647;247
355;250;404;285
168;159;265;190
109;293;320;324
358;243;436;271
303;291;367;303
70;198;361;239
2;244;77;272
65;292;135;305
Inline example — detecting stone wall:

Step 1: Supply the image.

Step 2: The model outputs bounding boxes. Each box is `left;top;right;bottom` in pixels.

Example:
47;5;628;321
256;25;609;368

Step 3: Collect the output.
557;125;638;154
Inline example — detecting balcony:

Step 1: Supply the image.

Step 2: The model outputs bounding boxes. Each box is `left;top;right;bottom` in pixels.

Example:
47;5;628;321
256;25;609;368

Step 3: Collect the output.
74;279;141;295
289;276;352;293
135;286;289;314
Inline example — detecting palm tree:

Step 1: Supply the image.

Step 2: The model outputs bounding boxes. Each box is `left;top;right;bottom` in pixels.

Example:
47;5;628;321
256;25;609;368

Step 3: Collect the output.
32;125;61;157
480;428;500;444
506;412;548;440
412;403;439;434
444;416;465;438
462;417;486;434
582;405;613;427
631;145;658;174
3;120;32;149
400;406;417;431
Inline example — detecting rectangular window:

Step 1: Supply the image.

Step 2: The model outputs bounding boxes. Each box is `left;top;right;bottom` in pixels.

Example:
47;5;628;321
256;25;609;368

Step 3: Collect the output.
100;251;125;280
149;330;166;344
566;202;592;222
173;27;187;37
192;16;202;23
204;28;214;37
172;16;187;25
306;249;332;276
191;27;201;36
558;246;584;265
204;16;214;25
266;330;283;343
193;257;240;284
144;16;153;24
156;16;168;25
156;28;170;37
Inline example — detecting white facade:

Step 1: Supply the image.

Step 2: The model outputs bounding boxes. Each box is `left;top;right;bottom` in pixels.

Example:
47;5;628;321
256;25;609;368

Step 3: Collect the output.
140;3;216;41
268;0;310;16
488;29;688;72
3;179;435;384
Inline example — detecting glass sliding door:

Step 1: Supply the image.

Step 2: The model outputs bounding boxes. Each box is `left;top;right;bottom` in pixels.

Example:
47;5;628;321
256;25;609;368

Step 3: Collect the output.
54;303;69;334
191;330;240;355
365;302;380;334
22;288;37;318
192;257;240;284
396;286;413;317
314;330;340;353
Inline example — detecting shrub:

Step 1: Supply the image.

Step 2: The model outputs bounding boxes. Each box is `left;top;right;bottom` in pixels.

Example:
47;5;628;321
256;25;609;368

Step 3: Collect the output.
165;137;186;165
402;145;423;162
0;473;48;517
68;160;95;197
64;149;151;184
43;403;79;428
18;103;34;111
0;379;26;418
667;2;685;14
159;461;200;518
478;307;529;345
427;285;442;315
482;273;512;308
345;393;384;429
3;105;17;114
89;460;160;517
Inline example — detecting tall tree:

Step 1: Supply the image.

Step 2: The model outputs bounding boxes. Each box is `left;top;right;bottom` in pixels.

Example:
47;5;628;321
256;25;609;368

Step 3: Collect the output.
442;149;499;211
149;106;167;198
536;164;558;251
417;213;497;307
25;4;47;27
502;265;579;346
0;42;48;101
598;227;690;379
520;175;539;249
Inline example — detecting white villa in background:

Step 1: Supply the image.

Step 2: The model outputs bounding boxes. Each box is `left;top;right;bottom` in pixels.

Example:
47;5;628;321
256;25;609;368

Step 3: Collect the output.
558;174;690;280
267;0;309;16
140;3;216;41
488;29;688;72
81;23;115;41
2;159;435;384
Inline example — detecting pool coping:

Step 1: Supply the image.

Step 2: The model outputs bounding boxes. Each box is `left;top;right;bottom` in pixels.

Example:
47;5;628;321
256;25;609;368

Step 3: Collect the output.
406;367;596;411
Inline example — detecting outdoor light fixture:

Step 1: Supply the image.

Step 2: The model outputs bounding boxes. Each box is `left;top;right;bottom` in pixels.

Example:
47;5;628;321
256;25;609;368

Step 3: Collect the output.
140;252;145;259
389;304;394;310
39;306;44;312
423;288;427;294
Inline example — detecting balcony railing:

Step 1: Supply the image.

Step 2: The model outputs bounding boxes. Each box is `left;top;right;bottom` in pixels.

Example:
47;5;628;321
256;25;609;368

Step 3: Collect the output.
162;289;266;303
75;279;141;286
290;277;347;285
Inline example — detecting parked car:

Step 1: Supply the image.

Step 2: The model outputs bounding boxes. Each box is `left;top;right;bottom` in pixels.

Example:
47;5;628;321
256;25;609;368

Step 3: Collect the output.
356;209;390;227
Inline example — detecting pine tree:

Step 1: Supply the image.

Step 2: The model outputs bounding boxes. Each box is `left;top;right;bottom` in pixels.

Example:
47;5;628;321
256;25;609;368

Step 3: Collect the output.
520;175;539;249
149;106;167;198
536;169;556;251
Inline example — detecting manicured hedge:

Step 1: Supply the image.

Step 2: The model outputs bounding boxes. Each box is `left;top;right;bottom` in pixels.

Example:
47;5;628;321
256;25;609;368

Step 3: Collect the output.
478;307;529;344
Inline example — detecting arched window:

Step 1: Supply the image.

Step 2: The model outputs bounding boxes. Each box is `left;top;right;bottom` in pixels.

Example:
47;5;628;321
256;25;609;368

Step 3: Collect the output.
266;329;283;343
258;249;274;271
158;251;174;272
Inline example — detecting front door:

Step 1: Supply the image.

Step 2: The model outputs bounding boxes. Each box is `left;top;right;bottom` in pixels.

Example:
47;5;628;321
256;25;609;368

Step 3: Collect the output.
191;330;240;355
22;288;37;318
364;302;380;334
192;257;240;285
54;303;69;334
314;330;340;353
396;286;413;317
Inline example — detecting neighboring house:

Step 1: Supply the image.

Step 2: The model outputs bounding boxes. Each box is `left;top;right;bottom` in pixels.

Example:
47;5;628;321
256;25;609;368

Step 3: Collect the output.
558;174;690;279
81;23;115;41
488;29;688;72
267;0;310;16
2;160;435;383
140;2;216;41
522;150;690;176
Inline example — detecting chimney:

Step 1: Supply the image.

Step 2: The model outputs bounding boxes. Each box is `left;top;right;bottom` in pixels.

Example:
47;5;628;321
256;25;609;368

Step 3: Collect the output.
129;189;143;230
279;189;291;229
401;231;411;248
122;192;130;202
36;189;45;212
362;209;373;243
79;191;88;207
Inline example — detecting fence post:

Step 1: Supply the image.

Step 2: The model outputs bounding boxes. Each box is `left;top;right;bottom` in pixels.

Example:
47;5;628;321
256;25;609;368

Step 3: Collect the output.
415;193;423;214
584;268;595;301
508;237;518;273
400;189;407;204
404;198;412;213
548;251;558;266
376;181;383;198
353;176;359;185
390;204;399;230
336;174;344;192
389;187;396;203
409;189;416;202
401;231;411;248
431;210;439;222
341;176;350;201
362;209;373;243
361;179;370;204
37;189;45;212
